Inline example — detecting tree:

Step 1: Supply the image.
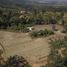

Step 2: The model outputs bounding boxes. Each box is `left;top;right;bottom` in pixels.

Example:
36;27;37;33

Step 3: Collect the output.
10;16;20;30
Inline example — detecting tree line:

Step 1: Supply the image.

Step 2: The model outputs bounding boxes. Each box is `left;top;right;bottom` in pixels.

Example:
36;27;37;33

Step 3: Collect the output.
0;8;65;31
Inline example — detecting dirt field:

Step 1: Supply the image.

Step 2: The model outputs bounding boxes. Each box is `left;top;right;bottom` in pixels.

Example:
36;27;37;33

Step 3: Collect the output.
0;25;64;67
0;31;50;63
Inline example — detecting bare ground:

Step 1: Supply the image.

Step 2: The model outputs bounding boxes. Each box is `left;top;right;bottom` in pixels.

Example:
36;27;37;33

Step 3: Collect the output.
0;31;50;63
0;25;65;67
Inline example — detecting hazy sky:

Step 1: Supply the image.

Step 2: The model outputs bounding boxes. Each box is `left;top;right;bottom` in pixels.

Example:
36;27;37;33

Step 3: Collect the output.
33;0;67;2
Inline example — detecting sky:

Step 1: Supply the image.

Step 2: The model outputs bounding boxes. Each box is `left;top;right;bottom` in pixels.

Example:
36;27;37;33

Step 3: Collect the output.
32;0;67;2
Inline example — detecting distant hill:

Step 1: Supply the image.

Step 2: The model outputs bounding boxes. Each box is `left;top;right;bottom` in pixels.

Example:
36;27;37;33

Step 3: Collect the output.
0;0;31;8
0;0;67;8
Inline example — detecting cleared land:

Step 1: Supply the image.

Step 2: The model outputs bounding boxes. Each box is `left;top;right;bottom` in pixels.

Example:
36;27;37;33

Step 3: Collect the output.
0;31;50;63
0;25;64;66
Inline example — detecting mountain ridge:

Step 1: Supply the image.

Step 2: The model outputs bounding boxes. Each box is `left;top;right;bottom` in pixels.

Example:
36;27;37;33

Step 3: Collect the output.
0;0;67;8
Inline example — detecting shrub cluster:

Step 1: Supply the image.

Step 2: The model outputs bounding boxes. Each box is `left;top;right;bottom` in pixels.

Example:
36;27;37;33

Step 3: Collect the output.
49;36;67;49
44;36;67;67
0;55;31;67
30;29;54;38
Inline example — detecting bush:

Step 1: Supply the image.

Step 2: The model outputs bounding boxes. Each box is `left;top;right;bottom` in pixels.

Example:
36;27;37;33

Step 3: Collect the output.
45;36;67;67
61;30;66;33
30;29;54;38
50;36;67;49
0;55;31;67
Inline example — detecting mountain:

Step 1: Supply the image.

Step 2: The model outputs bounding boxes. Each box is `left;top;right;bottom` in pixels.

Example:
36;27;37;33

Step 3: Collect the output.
0;0;31;8
30;0;67;3
0;0;67;8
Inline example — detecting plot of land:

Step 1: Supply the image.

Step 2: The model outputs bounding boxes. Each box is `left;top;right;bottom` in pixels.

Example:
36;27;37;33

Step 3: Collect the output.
0;31;50;63
0;25;65;66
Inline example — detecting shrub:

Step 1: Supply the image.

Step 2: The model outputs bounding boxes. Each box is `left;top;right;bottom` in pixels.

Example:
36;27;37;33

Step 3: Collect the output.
0;55;31;67
49;36;67;49
30;29;54;38
61;30;66;33
45;36;67;67
30;31;38;38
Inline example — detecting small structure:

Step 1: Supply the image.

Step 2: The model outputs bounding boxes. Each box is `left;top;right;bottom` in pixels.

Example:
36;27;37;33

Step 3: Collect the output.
22;27;34;33
27;27;34;32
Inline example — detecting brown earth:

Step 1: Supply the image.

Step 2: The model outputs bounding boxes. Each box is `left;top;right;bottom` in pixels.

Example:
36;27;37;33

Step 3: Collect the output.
0;24;65;67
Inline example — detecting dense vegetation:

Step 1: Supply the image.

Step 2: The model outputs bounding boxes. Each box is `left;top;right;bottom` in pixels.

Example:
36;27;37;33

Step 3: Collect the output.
0;7;66;32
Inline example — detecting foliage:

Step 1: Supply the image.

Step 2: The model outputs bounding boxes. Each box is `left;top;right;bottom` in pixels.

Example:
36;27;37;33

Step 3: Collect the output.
30;29;54;38
0;8;65;32
49;36;67;49
0;55;31;67
44;36;67;67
